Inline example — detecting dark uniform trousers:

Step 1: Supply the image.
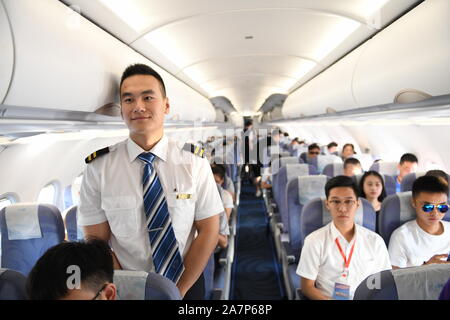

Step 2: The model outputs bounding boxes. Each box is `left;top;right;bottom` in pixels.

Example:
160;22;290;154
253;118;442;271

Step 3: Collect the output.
183;273;205;300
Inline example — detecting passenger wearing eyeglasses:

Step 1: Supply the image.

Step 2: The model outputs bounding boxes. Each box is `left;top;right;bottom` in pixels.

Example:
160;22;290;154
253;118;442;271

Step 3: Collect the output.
297;176;391;300
27;240;117;300
388;175;450;269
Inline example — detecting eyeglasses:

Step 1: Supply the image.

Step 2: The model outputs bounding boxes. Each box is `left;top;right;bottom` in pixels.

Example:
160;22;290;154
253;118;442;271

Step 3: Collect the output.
309;151;320;155
421;204;449;213
91;283;108;300
328;199;357;207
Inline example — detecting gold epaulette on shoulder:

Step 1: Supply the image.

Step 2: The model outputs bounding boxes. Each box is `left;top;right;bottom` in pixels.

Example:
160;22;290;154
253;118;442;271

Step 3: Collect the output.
85;147;110;164
182;143;205;158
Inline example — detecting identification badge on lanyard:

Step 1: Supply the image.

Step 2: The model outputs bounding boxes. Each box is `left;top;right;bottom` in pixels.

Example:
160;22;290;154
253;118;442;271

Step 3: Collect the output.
332;238;356;300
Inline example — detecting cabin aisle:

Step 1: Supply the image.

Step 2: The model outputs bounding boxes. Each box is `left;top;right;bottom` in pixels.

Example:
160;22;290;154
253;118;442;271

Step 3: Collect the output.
230;181;286;299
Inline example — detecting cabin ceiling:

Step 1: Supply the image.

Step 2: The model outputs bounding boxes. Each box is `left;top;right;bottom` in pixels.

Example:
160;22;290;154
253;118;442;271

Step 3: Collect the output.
62;0;420;115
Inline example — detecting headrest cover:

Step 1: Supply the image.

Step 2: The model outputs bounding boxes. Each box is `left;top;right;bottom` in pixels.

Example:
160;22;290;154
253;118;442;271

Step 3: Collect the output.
379;162;398;175
317;155;342;174
298;175;327;206
280;157;298;167
5;204;42;240
113;270;148;300
333;163;344;176
392;264;450;300
398;192;416;223
286;163;309;181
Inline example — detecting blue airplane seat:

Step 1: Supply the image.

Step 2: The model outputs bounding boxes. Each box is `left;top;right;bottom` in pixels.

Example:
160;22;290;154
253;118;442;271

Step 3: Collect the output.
378;191;450;246
64;205;84;242
113;270;182;300
0;268;28;300
354;264;450;300
0;203;65;275
203;254;215;300
322;163;343;177
271;156;300;207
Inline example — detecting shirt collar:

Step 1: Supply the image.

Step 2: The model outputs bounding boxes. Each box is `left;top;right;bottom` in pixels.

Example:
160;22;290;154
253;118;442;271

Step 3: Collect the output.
330;221;358;245
127;135;168;163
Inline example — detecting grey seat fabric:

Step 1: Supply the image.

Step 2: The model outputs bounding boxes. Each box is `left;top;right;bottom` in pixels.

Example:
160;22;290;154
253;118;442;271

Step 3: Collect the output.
0;268;28;300
369;162;398;176
113;270;182;300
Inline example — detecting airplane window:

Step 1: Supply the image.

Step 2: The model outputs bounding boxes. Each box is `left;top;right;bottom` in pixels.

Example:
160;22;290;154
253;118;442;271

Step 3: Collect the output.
0;196;15;211
71;175;83;206
37;183;57;205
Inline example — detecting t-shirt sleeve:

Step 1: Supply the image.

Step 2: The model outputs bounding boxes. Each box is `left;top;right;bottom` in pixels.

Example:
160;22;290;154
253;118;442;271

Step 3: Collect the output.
297;234;321;281
78;163;108;226
194;158;225;221
388;229;408;268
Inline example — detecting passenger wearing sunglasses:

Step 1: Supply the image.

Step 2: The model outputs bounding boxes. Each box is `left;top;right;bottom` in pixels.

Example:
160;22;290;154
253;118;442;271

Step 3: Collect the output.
27;240;117;300
388;175;450;269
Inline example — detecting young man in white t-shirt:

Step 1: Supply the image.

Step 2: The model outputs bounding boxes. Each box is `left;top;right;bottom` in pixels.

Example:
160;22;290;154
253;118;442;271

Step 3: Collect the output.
297;176;391;300
389;175;450;268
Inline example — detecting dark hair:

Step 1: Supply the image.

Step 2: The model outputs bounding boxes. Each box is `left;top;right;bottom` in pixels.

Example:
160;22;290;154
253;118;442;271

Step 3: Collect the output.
327;142;338;149
342;143;355;152
425;170;449;185
211;164;226;180
412;175;449;199
120;63;166;98
308;143;320;152
26;239;113;300
344;157;362;169
325;175;359;199
359;171;387;202
399;153;418;165
283;132;289;137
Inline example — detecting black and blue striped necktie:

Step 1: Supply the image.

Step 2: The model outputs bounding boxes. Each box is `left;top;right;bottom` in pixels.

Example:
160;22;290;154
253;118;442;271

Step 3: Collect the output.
138;152;184;283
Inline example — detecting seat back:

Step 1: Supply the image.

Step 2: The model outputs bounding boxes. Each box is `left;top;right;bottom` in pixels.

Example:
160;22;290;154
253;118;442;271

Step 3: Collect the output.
378;191;450;245
203;254;215;300
271;156;298;176
300;197;376;248
287;175;329;253
276;164;318;233
113;270;182;300
354;264;450;300
0;268;28;300
0;203;65;275
400;172;426;192
316;155;343;174
322;163;344;177
64;206;84;242
369;162;398;176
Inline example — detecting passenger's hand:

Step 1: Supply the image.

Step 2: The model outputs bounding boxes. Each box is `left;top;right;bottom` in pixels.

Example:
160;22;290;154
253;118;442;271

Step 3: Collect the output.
424;254;449;265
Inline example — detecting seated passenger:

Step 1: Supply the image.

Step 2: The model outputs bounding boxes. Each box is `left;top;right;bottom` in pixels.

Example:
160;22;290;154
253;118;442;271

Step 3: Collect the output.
327;142;338;156
359;171;387;233
297;176;391;300
388;175;450;269
211;163;235;202
343;158;363;177
341;143;356;160
27;239;117;300
395;153;419;192
212;166;233;249
301;143;320;163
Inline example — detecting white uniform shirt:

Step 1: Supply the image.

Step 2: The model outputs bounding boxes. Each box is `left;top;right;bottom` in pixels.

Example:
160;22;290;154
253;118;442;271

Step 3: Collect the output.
297;222;391;299
78;135;224;272
388;220;450;268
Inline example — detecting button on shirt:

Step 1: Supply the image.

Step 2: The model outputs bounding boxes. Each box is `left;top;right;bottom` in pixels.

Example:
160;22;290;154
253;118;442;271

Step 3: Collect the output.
78;135;224;272
388;220;450;268
297;222;391;299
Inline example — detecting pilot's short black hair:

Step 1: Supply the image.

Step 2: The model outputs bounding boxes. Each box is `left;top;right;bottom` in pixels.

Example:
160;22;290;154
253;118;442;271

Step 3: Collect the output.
27;239;114;300
412;175;449;199
120;63;166;97
325;175;359;199
399;153;418;165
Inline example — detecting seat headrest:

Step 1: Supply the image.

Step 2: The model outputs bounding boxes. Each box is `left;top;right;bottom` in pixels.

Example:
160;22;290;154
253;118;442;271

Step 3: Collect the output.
4;204;42;240
316;155;342;174
370;162;398;176
400;172;426;192
0;268;28;300
286;163;310;181
113;270;148;300
298;175;327;206
392;264;450;300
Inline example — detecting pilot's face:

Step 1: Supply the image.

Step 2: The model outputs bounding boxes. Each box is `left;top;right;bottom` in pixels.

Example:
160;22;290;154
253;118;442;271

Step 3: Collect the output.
120;75;169;137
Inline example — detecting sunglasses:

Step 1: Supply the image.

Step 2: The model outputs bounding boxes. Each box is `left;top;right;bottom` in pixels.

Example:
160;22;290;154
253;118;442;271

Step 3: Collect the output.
309;151;320;155
421;204;449;213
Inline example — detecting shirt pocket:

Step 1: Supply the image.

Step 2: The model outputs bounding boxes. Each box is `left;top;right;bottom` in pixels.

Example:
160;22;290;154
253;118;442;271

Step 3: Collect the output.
102;195;138;237
165;192;196;234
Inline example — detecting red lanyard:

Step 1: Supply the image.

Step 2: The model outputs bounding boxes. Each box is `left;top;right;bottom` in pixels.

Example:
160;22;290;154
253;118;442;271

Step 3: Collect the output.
335;238;356;274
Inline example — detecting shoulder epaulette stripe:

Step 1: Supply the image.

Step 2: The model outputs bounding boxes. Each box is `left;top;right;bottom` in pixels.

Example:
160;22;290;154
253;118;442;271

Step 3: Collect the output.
85;147;109;164
182;143;205;158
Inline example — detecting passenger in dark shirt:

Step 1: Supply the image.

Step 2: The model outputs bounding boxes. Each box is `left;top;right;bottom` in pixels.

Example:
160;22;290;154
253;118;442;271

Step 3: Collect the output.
359;171;387;233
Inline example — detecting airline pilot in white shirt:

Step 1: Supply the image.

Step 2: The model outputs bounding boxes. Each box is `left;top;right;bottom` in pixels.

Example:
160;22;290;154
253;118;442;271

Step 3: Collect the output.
389;175;450;268
78;64;224;299
297;176;391;300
